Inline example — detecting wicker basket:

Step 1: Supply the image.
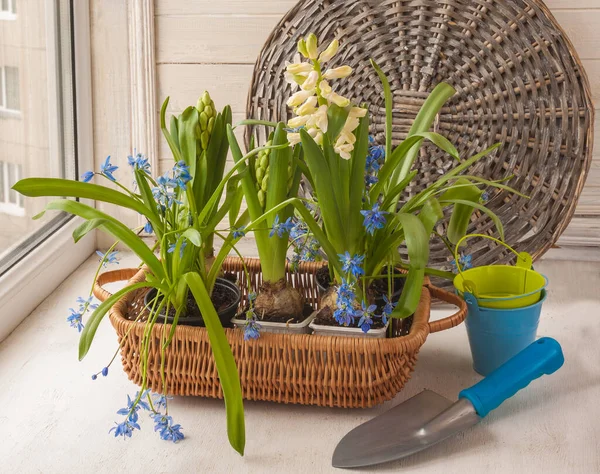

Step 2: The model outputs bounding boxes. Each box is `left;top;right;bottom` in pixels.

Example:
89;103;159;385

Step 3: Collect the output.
246;0;595;274
94;257;466;408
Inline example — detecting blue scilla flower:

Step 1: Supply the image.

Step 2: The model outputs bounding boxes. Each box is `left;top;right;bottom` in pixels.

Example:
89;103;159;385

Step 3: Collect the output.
357;302;377;333
76;296;98;312
102;367;109;377
109;419;141;439
153;394;172;411
338;252;365;278
152;175;180;208
381;295;397;325
117;392;148;423
96;250;119;267
360;202;388;235
153;414;184;443
244;314;261;341
365;173;378;187
232;226;246;239
144;220;153;234
81;171;94;183
290;221;308;241
67;308;84;332
269;215;294;238
337;278;356;302
450;254;473;273
334;304;356;327
480;191;490;204
167;240;187;258
248;292;257;303
172;160;192;189
100;156;118;182
127;152;151;175
288;251;301;273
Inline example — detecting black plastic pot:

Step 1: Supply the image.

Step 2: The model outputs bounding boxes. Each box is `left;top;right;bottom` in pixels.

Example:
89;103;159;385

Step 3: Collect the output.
144;278;241;328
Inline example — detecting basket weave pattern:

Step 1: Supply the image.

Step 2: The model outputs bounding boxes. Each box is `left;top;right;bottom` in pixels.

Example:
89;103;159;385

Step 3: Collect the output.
246;0;595;272
94;258;466;408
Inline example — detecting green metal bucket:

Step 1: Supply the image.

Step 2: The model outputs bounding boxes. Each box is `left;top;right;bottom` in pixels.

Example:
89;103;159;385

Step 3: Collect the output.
452;234;548;310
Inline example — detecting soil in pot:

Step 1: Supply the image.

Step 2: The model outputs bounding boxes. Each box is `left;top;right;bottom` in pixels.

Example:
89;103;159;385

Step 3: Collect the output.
143;278;240;328
313;306;386;330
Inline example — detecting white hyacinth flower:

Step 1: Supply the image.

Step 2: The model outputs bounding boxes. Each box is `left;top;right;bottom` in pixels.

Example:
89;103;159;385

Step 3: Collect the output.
286;62;313;75
336;129;357;147
287;115;310;128
287;133;302;146
349;107;367;118
323;66;353;80
326;91;350;108
319;80;332;97
307;105;329;133
287;89;315;107
343;116;361;133
319;39;339;63
301;70;320;91
296;96;319;116
308;127;324;146
284;71;305;91
334;143;354;160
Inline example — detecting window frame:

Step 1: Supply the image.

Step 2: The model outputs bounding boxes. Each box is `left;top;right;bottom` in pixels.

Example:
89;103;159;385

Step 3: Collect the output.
0;0;95;342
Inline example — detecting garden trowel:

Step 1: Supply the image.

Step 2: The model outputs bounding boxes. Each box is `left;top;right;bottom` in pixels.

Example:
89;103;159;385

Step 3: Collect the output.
332;337;564;468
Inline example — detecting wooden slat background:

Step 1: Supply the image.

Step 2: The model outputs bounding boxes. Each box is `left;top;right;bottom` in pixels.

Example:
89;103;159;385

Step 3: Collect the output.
154;0;600;245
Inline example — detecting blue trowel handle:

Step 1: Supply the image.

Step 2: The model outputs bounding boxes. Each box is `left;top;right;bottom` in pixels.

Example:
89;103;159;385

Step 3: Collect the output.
459;338;564;417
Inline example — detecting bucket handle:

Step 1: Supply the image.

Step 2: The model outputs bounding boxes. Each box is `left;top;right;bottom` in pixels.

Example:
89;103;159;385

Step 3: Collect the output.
453;233;532;294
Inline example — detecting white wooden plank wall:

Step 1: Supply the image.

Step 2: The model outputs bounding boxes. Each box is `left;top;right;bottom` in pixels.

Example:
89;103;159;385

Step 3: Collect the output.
153;0;600;244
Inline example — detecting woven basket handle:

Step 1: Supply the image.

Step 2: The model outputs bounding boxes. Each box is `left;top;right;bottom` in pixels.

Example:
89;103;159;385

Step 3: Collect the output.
425;283;468;333
93;268;140;302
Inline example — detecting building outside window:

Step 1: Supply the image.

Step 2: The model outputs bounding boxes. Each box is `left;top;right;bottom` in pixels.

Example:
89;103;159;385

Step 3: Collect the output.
0;66;20;111
0;0;16;20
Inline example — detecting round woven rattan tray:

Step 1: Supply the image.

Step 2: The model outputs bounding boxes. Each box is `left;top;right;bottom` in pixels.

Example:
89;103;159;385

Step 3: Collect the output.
245;0;594;271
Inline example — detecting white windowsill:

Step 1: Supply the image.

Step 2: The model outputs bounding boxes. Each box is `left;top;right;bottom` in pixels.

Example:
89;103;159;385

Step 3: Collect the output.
0;12;16;21
0;248;598;472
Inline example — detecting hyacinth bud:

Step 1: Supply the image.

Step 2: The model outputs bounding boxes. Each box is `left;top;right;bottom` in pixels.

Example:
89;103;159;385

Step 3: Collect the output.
323;66;353;80
297;38;309;58
196;91;216;152
305;33;318;60
319;39;339;63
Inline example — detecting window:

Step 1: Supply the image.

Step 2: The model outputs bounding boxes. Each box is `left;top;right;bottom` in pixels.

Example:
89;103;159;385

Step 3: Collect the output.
0;66;20;112
0;0;94;341
0;0;16;20
0;161;24;215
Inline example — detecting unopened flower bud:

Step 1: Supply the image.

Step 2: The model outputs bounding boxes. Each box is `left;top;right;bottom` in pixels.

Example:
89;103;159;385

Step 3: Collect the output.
323;66;353;80
319;39;339;63
297;38;309;58
305;33;318;60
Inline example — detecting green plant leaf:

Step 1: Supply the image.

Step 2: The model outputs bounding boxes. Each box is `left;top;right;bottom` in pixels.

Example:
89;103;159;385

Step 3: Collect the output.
178;106;199;187
184;272;245;455
440;178;483;245
79;282;154;360
418;197;444;236
440;197;505;242
370;59;393;162
43;199;164;279
72;218;109;243
348;112;369;246
326;103;350;143
300;128;345;251
12;178;157;226
390;82;456;186
235;119;278;128
160;97;183;163
392;214;429;318
182;228;202;247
